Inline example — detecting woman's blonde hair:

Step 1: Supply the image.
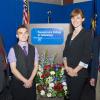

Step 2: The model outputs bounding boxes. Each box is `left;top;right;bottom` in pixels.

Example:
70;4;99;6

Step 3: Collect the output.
71;8;85;18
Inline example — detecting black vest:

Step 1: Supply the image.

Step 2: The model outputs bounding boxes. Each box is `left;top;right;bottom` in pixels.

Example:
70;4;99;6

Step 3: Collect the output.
13;44;35;79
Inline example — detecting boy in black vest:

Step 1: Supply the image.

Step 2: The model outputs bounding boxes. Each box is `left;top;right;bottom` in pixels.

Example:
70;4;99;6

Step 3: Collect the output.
8;25;39;100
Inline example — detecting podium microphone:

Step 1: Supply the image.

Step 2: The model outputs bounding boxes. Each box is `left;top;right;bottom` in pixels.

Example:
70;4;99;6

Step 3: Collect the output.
47;10;52;23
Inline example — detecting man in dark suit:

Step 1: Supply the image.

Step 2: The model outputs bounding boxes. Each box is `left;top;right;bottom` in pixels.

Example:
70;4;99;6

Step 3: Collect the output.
0;36;7;93
90;36;100;100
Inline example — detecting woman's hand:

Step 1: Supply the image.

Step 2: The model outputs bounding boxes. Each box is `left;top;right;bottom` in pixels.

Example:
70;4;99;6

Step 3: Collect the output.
67;68;78;77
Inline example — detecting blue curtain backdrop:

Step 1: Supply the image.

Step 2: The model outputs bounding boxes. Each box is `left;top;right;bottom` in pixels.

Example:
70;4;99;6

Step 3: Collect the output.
29;2;64;23
29;1;93;28
0;0;99;53
63;1;93;30
0;0;16;53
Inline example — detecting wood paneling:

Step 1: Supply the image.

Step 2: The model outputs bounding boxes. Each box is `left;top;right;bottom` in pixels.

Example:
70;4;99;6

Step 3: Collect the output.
29;0;62;5
63;0;73;5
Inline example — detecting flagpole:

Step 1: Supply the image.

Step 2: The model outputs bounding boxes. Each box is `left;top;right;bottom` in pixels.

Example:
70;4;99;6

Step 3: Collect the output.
27;0;30;25
22;0;30;25
91;0;97;37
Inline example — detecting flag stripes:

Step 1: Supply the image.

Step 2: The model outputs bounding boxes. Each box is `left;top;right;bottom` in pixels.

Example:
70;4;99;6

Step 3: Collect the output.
23;0;30;24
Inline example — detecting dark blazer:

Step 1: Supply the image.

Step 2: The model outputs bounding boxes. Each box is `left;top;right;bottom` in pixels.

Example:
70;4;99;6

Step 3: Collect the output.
63;29;92;77
91;36;100;79
0;36;7;93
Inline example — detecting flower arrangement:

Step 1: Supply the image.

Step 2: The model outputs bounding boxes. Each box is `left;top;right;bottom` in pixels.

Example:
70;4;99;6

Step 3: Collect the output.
36;50;67;97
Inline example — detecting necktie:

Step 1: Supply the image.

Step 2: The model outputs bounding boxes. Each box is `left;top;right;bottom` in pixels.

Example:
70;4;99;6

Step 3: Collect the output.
23;46;27;55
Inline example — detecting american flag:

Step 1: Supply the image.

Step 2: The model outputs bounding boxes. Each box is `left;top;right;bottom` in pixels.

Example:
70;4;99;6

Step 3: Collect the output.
23;0;30;25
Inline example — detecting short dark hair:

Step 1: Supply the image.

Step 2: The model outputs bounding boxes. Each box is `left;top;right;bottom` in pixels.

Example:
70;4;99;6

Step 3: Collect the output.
17;24;28;31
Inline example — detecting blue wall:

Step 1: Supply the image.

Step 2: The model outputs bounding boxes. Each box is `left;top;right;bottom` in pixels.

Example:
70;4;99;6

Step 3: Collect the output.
30;3;65;23
17;2;65;24
63;1;93;30
0;0;99;54
16;0;23;27
0;0;16;53
29;1;93;27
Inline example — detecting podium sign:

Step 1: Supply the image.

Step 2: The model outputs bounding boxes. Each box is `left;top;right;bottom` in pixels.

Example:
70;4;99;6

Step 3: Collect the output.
31;28;64;45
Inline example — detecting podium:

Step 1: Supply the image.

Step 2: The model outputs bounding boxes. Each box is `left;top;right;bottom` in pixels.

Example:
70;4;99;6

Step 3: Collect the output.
29;23;71;63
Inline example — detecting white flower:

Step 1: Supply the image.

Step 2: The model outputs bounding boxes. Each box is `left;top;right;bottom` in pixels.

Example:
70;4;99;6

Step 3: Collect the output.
65;90;67;95
47;93;52;97
38;65;43;72
61;67;64;71
60;68;64;74
63;86;67;90
62;82;67;86
40;90;45;95
36;84;39;86
50;71;55;75
49;83;54;87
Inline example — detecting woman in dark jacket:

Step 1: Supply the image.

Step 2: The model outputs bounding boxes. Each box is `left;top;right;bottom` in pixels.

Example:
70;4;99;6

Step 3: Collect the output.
63;9;92;100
